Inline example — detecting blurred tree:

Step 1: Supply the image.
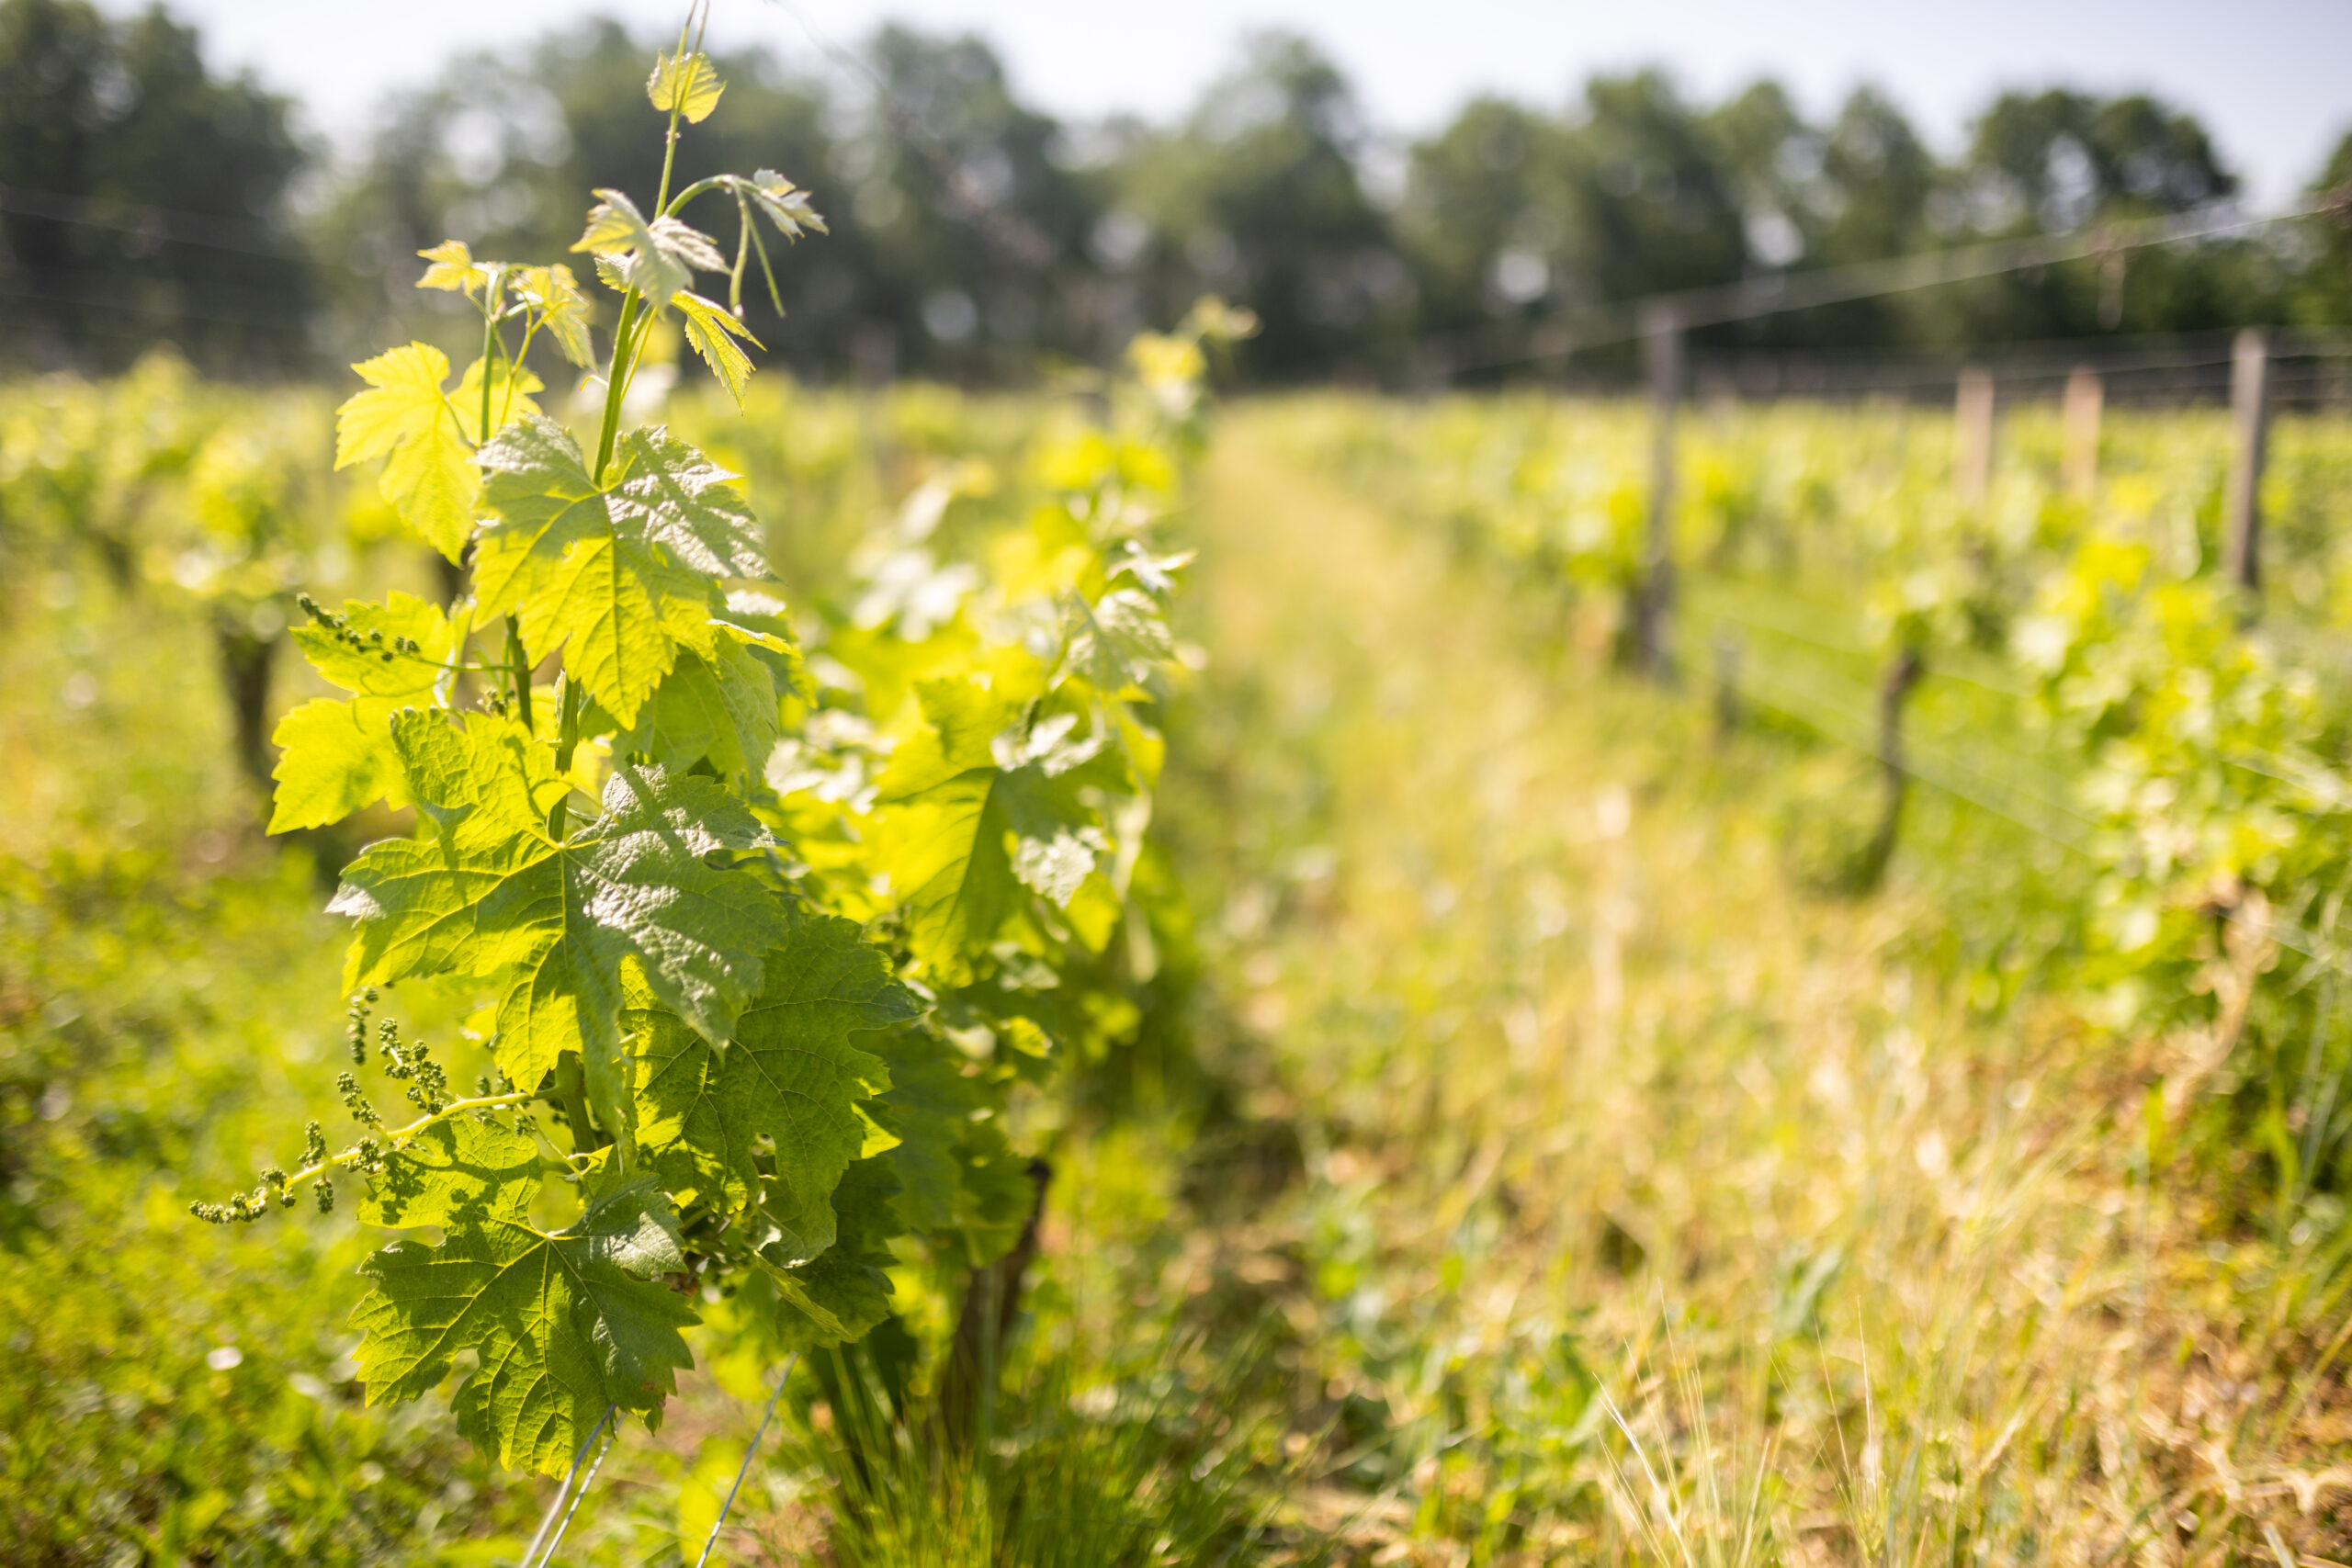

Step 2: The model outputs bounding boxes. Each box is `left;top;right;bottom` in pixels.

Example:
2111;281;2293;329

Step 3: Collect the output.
1759;86;1942;346
1396;98;1565;357
1106;33;1409;381
1937;87;2275;341
1546;72;1747;310
1963;88;2234;232
2289;130;2352;328
0;0;315;371
836;25;1101;380
1702;79;1812;256
8;2;2336;387
1814;88;1939;263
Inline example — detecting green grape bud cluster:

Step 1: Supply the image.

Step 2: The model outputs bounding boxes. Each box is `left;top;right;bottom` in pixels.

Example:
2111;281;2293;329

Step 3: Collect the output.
345;989;376;1065
374;1017;452;1113
337;1070;382;1128
190;1165;299;1224
300;597;421;664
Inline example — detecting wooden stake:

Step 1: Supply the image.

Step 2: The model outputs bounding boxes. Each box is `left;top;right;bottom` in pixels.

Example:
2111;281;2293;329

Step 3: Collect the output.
2061;366;2102;500
2224;328;2270;598
1953;365;1994;509
1854;645;1924;892
1712;633;1742;741
1634;301;1681;678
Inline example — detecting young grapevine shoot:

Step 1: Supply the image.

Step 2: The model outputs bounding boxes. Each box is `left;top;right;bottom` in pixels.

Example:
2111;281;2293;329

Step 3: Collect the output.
193;13;1249;1482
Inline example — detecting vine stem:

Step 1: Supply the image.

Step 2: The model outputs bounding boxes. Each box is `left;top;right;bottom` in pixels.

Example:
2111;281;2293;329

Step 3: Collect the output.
281;1090;539;1190
587;6;700;488
520;1403;617;1568
692;1356;798;1568
506;615;534;731
477;273;500;444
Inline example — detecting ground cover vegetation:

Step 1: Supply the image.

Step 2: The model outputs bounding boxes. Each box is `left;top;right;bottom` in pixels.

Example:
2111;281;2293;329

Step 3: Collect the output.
4;0;2352;381
7;8;2352;1568
18;358;2352;1559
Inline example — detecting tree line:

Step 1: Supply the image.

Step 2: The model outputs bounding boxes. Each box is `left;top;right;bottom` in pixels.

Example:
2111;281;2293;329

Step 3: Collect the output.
4;0;2349;384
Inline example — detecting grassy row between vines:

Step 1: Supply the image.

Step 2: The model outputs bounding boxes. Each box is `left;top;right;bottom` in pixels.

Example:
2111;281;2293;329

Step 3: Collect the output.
1159;403;2352;1562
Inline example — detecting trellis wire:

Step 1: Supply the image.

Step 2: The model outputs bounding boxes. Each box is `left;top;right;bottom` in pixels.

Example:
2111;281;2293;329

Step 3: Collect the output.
520;1403;617;1568
693;1355;801;1568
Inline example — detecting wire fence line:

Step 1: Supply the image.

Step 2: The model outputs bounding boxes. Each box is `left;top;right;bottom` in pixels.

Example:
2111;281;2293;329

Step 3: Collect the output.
1433;196;2346;384
1687;592;2352;978
1681;331;2352;411
0;182;311;259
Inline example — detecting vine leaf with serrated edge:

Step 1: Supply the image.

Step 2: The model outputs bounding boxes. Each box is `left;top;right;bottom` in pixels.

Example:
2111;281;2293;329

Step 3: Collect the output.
1063;587;1175;694
674;290;759;408
741;169;826;242
646;49;725;122
351;1113;697;1475
582;620;787;789
415;239;490;295
864;1030;1035;1265
471;414;768;728
870;678;1125;976
572;188;724;313
327;712;792;1117
514;263;595;367
633;909;916;1256
334;343;475;562
754;1154;903;1348
268;593;461;832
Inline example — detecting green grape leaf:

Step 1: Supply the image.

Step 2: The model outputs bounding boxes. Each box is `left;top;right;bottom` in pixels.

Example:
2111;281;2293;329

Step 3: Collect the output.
674;290;759;408
646;49;725;122
268;593;461;833
415;239;491;295
471;415;768;727
352;1114;697;1474
514;264;595;367
1064;588;1174;693
755;1155;902;1348
335;343;476;562
390;706;567;850
864;1031;972;1236
951;1120;1041;1266
865;1031;1035;1265
329;715;791;1092
634;910;916;1249
742;169;827;241
871;681;1117;975
572;188;724;313
716;594;809;700
590;624;781;787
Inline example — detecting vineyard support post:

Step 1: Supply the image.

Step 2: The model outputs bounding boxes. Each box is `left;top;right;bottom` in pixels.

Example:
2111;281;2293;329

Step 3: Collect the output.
1635;300;1682;678
1713;633;1742;741
1953;365;1995;509
2061;365;2102;500
1857;645;1924;892
941;1158;1052;1453
2224;328;2271;601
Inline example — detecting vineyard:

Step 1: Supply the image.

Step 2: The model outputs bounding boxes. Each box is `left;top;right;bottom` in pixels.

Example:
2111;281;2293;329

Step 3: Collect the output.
8;25;2352;1568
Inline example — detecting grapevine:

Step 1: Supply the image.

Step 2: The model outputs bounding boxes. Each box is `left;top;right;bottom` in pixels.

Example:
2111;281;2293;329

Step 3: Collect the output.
188;8;1250;1484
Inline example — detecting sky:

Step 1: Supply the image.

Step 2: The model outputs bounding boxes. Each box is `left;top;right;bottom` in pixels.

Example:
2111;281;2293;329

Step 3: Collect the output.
111;0;2352;209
